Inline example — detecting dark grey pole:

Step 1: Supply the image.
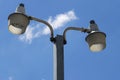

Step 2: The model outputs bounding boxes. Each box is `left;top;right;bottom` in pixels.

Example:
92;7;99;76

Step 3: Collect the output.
53;35;64;80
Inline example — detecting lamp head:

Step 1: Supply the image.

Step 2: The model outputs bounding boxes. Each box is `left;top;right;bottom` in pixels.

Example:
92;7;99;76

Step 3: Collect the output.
8;3;30;34
86;32;106;52
86;20;106;52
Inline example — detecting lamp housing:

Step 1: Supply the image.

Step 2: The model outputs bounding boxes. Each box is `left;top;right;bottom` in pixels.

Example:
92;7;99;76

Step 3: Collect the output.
8;13;30;34
86;32;106;52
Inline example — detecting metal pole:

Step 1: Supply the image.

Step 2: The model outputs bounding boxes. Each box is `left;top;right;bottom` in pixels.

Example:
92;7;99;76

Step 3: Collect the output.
53;35;64;80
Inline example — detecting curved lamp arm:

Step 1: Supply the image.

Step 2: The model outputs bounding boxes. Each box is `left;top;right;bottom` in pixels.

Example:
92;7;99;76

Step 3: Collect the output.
63;27;91;44
28;16;54;41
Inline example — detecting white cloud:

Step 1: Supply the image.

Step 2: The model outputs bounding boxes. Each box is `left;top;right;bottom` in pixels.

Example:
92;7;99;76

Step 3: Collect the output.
19;24;43;44
43;10;78;34
19;25;34;44
19;10;78;44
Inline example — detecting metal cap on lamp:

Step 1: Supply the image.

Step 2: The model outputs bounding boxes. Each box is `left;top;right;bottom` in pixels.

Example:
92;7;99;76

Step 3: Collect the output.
8;3;30;34
86;20;106;52
89;20;100;32
16;3;25;14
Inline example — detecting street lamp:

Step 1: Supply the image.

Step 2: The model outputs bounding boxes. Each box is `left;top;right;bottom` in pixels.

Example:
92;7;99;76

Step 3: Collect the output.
63;21;106;52
8;3;106;80
8;3;54;40
85;20;106;52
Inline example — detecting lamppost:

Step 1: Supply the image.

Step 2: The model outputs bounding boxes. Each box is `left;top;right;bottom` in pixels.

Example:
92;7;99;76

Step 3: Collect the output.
8;3;106;80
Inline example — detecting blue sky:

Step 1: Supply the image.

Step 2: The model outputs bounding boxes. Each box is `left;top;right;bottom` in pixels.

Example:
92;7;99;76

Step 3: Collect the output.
0;0;120;80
